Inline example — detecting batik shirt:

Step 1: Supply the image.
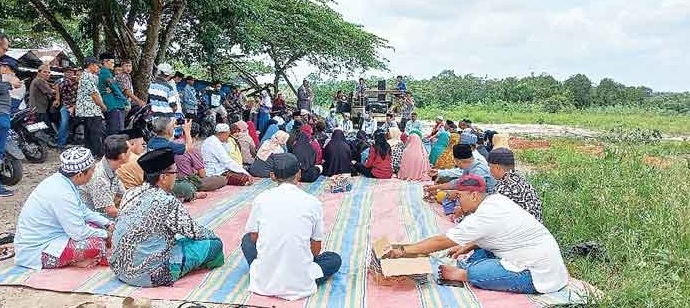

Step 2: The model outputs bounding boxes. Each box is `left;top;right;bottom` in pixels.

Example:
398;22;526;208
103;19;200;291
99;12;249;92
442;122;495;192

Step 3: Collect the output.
391;143;405;173
79;157;126;216
75;71;103;117
494;170;543;223
109;184;217;287
228;92;246;115
58;78;78;108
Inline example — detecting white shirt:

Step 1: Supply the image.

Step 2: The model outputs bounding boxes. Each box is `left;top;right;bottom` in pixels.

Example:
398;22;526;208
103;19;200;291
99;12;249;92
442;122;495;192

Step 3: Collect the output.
245;183;325;300
201;135;248;176
341;119;353;132
446;194;568;293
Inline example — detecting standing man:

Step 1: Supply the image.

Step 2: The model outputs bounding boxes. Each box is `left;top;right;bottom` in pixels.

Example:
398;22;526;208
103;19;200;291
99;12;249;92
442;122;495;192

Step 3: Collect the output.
206;80;228;124
75;56;107;158
242;153;341;300
0;32;22;196
396;75;407;94
98;52;127;136
399;92;415;132
115;59;145;116
29;64;56;128
55;67;80;151
148;63;177;116
355;77;367;105
297;79;313;112
228;85;246;120
181;76;198;119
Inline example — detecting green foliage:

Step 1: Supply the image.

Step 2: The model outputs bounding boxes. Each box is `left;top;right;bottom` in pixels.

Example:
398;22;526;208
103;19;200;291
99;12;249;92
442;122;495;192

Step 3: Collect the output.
518;140;690;306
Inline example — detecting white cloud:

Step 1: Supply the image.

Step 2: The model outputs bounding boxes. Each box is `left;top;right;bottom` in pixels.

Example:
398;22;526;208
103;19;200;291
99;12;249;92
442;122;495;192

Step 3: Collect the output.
289;0;690;92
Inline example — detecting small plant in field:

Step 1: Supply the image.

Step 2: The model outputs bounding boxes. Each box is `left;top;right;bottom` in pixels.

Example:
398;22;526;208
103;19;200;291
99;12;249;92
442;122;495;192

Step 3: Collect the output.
600;127;662;144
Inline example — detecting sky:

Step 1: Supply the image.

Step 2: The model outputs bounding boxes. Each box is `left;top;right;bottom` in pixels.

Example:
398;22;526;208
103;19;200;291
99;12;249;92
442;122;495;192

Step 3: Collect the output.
288;0;690;92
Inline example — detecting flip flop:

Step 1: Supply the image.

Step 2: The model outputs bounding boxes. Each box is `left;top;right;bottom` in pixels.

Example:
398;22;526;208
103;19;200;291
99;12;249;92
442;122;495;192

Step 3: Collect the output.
0;232;14;245
0;246;15;261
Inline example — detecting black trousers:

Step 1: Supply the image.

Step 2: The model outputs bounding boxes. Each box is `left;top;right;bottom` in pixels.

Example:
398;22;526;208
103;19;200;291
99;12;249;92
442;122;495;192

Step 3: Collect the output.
84;116;104;158
399;118;409;132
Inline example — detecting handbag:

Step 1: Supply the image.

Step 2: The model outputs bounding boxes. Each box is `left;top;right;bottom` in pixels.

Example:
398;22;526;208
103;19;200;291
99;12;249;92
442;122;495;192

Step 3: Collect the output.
329;174;352;193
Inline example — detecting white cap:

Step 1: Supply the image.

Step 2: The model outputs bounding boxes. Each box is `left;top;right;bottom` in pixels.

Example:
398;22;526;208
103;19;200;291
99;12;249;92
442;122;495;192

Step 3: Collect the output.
272;116;285;126
300;109;310;115
436;115;444;121
157;63;174;76
215;123;230;133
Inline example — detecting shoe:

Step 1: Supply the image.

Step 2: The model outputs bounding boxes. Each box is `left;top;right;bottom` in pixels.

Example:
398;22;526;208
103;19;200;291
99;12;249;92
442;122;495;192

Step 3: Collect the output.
0;188;13;197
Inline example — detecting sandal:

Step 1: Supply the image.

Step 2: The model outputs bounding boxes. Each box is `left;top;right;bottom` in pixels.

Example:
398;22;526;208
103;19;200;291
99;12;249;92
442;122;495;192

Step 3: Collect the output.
0;246;14;261
0;232;14;245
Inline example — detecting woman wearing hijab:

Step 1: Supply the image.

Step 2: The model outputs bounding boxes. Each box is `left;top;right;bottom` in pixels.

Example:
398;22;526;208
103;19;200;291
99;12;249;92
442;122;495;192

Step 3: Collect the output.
250;131;290;178
234;121;257;166
256;90;272;134
246;120;260;147
287;120;303;153
398;133;432;181
387;127;405;174
323;129;353;176
429;125;451;165
353;130;393;179
349;130;369;162
290;130;321;183
260;119;280;145
301;124;323;165
434;132;460;170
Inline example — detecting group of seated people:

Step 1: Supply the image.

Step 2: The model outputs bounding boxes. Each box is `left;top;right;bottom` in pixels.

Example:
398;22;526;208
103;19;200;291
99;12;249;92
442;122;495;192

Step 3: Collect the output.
12;109;568;300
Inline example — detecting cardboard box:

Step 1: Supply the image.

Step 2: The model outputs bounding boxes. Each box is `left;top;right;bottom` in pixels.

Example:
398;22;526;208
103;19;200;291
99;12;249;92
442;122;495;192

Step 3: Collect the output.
371;237;433;277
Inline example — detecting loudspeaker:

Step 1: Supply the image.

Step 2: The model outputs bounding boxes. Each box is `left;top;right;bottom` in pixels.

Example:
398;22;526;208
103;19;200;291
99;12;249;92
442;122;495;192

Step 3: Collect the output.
377;80;386;90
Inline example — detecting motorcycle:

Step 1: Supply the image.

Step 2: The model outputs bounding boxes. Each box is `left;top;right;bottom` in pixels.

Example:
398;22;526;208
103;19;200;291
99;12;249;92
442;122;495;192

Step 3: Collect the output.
0;130;25;186
10;107;50;163
124;104;156;142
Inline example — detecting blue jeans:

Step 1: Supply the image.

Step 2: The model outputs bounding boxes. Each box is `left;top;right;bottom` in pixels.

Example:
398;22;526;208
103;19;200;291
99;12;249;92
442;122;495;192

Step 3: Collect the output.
463;248;538;294
57;106;71;149
241;233;342;284
0;113;9;189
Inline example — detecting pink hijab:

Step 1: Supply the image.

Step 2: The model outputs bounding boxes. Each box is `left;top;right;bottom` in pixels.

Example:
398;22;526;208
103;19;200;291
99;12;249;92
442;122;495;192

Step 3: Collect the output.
397;134;431;181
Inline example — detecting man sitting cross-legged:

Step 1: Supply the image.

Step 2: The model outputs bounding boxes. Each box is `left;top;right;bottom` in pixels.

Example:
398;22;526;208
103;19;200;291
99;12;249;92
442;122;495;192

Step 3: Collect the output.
109;148;224;287
488;147;543;223
241;153;342;300
79;134;129;218
386;174;568;294
14;147;113;269
201;123;253;186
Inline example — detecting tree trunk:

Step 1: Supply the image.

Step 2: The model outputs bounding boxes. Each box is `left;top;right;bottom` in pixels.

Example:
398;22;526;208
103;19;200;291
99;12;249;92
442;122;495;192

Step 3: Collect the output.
280;71;298;97
132;0;164;99
28;0;85;63
155;0;187;65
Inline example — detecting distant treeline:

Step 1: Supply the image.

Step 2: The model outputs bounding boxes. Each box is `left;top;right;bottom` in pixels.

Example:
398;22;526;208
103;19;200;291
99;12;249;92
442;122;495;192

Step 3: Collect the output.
307;70;690;114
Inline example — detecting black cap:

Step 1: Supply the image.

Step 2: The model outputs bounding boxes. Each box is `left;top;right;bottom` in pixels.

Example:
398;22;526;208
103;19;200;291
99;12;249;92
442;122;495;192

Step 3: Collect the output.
99;52;115;61
452;144;473;160
174;71;184;78
83;56;99;68
0;56;18;72
186;75;194;81
120;128;145;140
292;110;301;117
488;148;515;165
137;148;175;174
271;153;300;179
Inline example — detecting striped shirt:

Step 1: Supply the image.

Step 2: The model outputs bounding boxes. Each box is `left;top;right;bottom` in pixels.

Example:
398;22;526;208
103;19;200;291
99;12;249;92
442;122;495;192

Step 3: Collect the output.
147;77;174;115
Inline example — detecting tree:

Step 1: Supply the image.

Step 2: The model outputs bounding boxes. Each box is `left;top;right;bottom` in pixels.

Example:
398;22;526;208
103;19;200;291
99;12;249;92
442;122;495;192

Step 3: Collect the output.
2;0;188;98
237;0;390;95
564;74;593;109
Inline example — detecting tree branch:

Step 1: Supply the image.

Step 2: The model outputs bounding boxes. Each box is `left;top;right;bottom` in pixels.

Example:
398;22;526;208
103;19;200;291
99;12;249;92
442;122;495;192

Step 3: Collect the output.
132;0;164;98
280;70;298;96
28;0;85;63
155;0;187;65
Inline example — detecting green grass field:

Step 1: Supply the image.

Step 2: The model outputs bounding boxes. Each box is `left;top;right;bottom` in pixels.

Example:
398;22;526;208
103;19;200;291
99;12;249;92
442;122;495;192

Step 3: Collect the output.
417;106;690;136
516;138;690;306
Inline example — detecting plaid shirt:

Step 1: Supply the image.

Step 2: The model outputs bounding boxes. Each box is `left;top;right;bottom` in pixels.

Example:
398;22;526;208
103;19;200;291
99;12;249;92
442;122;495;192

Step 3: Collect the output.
58;78;78;108
494;170;544;223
